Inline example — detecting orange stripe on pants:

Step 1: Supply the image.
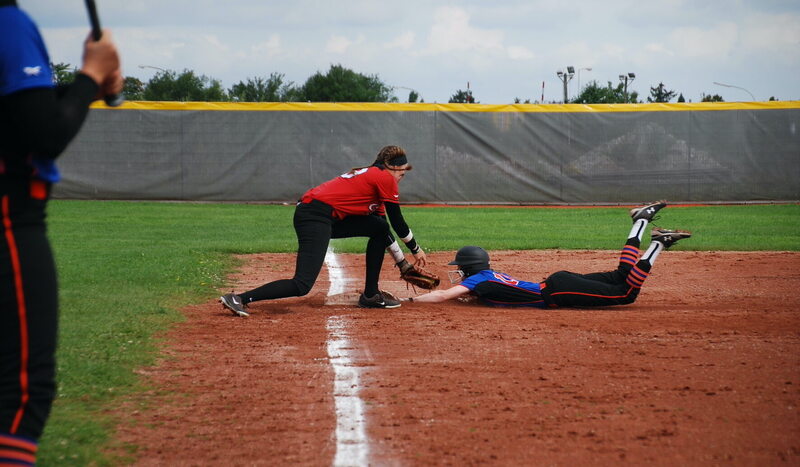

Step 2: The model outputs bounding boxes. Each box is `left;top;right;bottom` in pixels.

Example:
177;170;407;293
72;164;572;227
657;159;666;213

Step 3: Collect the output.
1;196;30;434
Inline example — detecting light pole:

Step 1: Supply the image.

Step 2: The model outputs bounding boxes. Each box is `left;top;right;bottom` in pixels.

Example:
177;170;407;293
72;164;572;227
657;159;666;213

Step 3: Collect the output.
556;66;575;103
576;67;592;97
713;81;755;101
618;72;636;103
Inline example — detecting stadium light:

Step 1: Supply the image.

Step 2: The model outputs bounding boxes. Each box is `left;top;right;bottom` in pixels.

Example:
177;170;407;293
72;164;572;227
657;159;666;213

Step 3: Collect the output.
619;72;636;103
556;66;575;103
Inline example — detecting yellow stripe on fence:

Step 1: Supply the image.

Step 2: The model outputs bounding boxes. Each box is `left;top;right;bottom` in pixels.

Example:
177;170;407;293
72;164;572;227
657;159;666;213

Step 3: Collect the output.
91;100;800;113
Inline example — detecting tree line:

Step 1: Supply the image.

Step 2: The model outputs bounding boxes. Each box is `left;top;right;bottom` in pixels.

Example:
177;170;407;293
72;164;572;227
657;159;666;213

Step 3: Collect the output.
53;62;770;104
569;80;726;104
52;63;396;103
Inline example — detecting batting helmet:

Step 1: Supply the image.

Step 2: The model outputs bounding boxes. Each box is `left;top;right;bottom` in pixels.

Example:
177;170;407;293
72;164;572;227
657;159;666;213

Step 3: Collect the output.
448;246;490;277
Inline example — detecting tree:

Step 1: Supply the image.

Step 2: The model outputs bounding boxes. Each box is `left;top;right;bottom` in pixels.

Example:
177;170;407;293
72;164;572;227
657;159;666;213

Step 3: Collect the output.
407;90;419;103
51;62;78;85
677;93;686;103
52;62;147;101
700;93;724;102
143;69;227;102
299;64;393;102
571;80;638;104
123;77;145;100
228;73;299;102
647;82;677;103
449;89;476;103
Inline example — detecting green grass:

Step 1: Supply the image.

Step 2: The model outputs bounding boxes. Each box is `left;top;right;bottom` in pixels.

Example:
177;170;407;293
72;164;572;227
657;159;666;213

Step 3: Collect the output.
400;204;800;251
39;201;799;465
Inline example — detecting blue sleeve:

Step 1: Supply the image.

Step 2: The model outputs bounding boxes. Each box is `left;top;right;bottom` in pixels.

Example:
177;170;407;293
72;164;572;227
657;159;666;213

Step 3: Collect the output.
0;6;54;96
460;271;489;291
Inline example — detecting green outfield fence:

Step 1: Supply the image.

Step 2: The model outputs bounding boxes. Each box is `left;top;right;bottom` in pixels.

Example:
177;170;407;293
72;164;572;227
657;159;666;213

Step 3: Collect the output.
54;101;800;204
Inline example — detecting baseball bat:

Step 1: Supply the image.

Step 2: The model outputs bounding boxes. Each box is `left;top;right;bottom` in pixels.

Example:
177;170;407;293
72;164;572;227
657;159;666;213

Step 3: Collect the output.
84;0;124;107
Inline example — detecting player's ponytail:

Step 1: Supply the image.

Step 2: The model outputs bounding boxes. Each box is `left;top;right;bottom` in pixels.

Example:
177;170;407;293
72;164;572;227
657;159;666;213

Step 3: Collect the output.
348;145;412;175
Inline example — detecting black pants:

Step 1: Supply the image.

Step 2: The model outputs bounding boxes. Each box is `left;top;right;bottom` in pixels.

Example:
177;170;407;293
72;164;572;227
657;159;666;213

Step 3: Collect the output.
240;200;391;303
0;179;57;441
544;269;641;307
542;239;650;307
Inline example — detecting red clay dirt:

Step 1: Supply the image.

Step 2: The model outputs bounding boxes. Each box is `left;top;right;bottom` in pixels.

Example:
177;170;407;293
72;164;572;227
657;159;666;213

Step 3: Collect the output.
112;249;800;466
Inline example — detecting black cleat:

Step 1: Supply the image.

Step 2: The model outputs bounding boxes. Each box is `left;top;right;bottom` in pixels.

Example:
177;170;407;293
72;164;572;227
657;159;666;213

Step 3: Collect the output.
651;228;692;249
221;293;249;317
358;292;401;309
630;200;667;222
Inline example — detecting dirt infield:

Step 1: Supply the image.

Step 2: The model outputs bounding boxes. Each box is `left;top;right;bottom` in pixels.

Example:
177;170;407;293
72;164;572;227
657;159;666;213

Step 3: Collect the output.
113;250;800;466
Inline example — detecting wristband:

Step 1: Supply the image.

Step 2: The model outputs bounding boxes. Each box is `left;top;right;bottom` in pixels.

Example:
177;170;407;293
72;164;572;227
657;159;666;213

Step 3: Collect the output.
404;235;419;253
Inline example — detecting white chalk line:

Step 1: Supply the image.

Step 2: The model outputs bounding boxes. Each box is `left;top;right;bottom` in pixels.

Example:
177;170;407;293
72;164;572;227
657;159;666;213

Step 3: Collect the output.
325;247;348;297
325;247;369;467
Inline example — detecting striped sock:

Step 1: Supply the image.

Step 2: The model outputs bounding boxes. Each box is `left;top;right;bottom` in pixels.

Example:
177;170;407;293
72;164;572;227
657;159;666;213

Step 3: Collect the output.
628;219;647;243
619;219;646;269
626;264;650;289
640;241;665;267
0;433;37;467
619;245;640;268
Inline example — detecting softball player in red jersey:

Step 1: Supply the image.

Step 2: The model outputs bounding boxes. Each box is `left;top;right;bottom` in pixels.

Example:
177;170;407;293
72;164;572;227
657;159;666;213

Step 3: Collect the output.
0;1;122;464
221;145;427;316
405;201;691;307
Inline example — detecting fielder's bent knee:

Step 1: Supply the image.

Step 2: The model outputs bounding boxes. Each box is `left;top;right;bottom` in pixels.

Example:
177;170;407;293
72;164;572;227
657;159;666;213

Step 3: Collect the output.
294;279;314;296
292;277;314;297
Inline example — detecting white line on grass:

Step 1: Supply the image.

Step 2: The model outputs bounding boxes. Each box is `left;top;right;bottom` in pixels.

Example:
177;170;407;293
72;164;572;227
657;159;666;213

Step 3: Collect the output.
325;247;369;467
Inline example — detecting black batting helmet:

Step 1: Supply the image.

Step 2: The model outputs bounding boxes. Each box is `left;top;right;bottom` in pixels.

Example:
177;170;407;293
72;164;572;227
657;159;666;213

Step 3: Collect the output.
448;246;490;277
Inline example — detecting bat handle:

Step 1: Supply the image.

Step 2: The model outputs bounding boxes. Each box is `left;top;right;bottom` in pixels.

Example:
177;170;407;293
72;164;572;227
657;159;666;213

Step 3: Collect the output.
105;93;125;107
85;0;124;107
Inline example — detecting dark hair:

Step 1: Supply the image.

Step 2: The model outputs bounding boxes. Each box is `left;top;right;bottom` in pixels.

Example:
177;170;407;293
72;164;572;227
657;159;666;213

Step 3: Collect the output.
374;145;409;168
349;145;412;174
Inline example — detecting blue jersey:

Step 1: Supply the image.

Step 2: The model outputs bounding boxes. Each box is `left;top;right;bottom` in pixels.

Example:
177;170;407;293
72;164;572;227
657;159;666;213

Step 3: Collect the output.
460;269;548;308
0;4;60;182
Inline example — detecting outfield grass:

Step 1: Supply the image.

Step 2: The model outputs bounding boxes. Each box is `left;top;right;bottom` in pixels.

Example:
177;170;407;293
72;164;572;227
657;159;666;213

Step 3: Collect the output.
40;201;799;465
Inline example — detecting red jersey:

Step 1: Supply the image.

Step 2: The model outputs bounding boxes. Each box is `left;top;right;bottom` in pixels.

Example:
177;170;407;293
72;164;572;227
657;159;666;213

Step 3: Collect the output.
301;166;400;219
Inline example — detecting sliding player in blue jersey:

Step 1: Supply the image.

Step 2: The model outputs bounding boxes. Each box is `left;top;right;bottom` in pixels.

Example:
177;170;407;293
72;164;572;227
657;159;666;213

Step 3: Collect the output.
405;201;691;308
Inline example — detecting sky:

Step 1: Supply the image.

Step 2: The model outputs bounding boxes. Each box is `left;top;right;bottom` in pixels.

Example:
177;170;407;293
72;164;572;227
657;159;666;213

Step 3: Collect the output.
20;0;800;104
